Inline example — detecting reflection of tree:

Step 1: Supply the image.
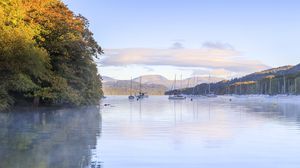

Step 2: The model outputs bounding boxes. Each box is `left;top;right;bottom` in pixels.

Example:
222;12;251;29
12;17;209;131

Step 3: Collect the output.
231;101;300;124
0;106;102;168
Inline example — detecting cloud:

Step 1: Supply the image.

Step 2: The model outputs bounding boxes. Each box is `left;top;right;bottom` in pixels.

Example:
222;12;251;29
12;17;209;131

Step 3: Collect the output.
202;41;234;50
170;42;184;49
101;43;269;75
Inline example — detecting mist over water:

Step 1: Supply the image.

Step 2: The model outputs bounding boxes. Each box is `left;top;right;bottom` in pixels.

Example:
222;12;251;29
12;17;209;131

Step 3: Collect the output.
1;96;300;168
0;106;102;168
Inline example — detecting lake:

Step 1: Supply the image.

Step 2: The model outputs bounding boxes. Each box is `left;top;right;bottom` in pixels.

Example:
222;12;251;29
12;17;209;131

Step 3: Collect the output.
1;96;300;168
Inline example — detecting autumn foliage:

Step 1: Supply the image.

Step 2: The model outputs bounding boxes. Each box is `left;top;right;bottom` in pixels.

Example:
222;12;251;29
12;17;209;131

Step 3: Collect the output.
0;0;103;110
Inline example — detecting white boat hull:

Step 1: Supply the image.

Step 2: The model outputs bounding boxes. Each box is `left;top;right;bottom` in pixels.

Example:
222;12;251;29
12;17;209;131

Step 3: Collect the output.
168;95;186;100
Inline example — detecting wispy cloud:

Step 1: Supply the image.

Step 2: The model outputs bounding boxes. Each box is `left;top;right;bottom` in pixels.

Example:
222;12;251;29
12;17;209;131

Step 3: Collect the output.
202;41;235;50
170;42;184;49
101;43;269;76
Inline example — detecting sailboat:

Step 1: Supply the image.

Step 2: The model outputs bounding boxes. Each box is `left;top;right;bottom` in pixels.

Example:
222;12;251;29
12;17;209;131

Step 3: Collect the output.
169;75;186;100
128;77;135;100
206;74;217;98
136;77;148;100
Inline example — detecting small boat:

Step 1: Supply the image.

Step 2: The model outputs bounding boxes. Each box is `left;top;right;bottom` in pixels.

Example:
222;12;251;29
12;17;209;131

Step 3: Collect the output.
136;92;148;100
128;95;135;99
168;75;186;100
169;94;187;100
206;93;217;98
205;74;217;98
128;77;135;100
136;77;149;100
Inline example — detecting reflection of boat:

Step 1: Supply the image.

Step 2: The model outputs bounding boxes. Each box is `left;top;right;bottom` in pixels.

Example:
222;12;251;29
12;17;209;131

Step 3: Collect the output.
128;77;135;100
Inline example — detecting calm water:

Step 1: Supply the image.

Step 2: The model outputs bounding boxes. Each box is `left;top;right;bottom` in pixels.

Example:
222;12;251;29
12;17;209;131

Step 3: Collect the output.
1;96;300;168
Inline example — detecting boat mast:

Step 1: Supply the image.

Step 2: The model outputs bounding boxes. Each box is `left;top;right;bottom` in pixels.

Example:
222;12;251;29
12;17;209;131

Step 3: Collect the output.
180;74;183;95
130;77;133;96
139;77;142;94
192;76;196;95
208;74;211;94
238;78;241;95
283;75;286;94
269;77;272;95
295;78;297;94
196;77;199;94
174;75;177;90
180;74;183;89
186;78;190;88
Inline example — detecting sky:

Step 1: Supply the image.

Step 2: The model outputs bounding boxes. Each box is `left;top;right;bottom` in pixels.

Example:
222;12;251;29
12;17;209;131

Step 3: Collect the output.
63;0;300;80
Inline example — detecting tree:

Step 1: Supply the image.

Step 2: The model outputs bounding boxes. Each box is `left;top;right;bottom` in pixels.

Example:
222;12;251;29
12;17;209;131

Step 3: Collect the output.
0;0;103;110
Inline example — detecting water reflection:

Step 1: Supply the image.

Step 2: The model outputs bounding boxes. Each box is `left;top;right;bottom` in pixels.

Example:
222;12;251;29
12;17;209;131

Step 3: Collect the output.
229;100;300;125
1;96;300;168
98;96;300;168
0;106;102;168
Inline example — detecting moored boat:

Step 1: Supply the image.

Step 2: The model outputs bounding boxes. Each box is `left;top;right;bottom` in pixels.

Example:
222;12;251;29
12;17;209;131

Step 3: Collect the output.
128;77;135;100
128;95;135;99
168;75;186;100
206;93;217;98
136;77;149;100
168;94;187;100
205;74;217;98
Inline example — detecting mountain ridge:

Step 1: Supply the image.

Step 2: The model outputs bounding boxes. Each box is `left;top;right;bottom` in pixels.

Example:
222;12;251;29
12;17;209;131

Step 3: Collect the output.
102;74;224;95
166;64;300;95
102;75;224;89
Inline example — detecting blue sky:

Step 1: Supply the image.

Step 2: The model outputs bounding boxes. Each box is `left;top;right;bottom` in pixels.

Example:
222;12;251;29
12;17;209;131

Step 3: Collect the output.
63;0;300;80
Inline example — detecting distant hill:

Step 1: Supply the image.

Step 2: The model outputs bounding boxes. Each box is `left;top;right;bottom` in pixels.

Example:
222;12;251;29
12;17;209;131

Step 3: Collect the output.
133;75;223;89
234;65;293;83
102;75;224;95
133;75;172;88
166;64;300;96
285;64;300;75
102;76;117;83
182;76;224;88
103;80;167;95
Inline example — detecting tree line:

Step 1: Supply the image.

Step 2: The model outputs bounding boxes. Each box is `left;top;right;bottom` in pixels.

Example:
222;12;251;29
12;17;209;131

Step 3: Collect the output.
0;0;103;111
166;65;300;96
